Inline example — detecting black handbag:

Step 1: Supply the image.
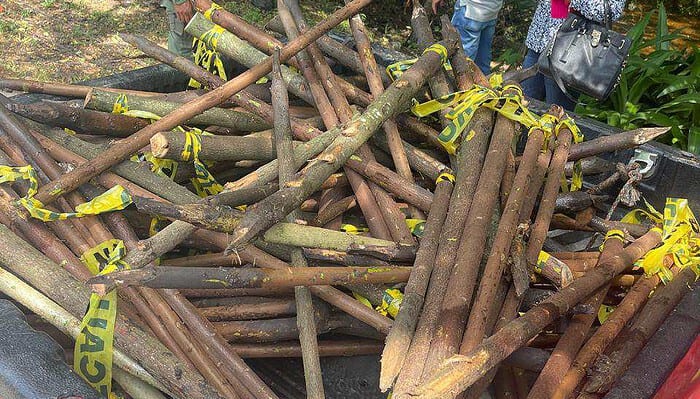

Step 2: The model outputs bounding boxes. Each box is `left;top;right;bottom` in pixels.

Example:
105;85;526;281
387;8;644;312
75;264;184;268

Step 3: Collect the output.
537;0;631;101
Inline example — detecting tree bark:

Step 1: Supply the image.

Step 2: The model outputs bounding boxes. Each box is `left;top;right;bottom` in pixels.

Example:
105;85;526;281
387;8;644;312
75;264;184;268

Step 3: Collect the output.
150;131;278;162
32;0;375;206
85;88;270;132
230;340;383;358
90;265;412;290
0;223;221;399
380;177;454;390
411;229;662;399
225;36;459;250
581;266;697;396
567;127;670;161
6;100;149;137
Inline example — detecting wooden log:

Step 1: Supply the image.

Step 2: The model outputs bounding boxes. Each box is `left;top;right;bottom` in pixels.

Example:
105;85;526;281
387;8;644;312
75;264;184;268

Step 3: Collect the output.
271;46;325;399
0;78;163;98
85;89;270;132
230;340;384;358
380;175;454;390
31;0;375;206
391;109;494;396
526;282;610;399
119;33;322;142
150;131;277;162
0;222;221;399
0;264;170;395
459;125;549;355
567;127;670;161
160;289;279;399
214;312;382;342
89;265;412;290
6;101;149;137
422;104;520;372
347;0;419;219
345;155;433;212
551;273;661;399
289;0;414;244
132;195;411;255
410;1;453;125
525;116;573;272
195;0;373;109
199;299;297;321
580;266;697;396
411;229;662;399
98;208;251;399
311;195;356;227
225;36;459;250
0;95;113;252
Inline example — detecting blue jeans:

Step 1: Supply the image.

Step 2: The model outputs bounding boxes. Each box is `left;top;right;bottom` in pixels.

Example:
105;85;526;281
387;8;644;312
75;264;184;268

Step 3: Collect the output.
521;49;578;111
451;4;496;75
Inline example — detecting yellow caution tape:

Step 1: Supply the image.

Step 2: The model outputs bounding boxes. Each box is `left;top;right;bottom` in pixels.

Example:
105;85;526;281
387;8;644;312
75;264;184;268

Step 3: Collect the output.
634;198;700;283
436;171;455;184
405;218;426;238
188;24;228;89
556;118;584;192
354;289;404;319
181;129;224;197
202;1;222;20
341;224;369;234
353;292;373;308
113;100;222;198
377;288;403;318
0;165;132;221
598;304;615;324
75;239;130;397
599;228;626;251
410;77;556;155
409;74;584;192
111;93;128;114
423;43;448;64
621;198;663;225
386;56;452;82
534;250;551;274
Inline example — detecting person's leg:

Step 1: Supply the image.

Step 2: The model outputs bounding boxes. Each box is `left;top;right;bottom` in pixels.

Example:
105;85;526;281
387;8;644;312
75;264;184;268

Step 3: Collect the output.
520;49;545;101
544;77;579;111
162;0;194;59
474;19;496;75
451;5;481;65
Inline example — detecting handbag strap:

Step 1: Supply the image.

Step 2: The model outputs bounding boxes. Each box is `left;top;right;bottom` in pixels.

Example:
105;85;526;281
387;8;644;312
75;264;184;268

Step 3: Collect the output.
604;0;612;30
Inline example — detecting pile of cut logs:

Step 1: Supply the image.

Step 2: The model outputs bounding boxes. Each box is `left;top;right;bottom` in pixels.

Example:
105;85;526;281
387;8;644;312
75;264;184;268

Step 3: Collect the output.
0;1;695;399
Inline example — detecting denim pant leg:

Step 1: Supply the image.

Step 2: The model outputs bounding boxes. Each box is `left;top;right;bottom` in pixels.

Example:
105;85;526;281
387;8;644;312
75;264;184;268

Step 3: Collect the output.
452;7;494;75
521;49;545;101
544;77;579;111
475;19;496;75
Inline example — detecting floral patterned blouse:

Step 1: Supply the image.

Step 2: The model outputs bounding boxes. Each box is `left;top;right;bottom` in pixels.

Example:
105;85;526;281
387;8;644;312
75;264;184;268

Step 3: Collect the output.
525;0;626;53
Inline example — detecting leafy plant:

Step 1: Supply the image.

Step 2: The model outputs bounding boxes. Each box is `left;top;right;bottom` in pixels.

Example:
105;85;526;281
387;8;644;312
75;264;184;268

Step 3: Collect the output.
576;3;700;154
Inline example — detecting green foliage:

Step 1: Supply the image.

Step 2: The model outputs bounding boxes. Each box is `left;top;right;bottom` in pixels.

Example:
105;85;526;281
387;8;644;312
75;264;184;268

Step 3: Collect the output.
577;4;700;154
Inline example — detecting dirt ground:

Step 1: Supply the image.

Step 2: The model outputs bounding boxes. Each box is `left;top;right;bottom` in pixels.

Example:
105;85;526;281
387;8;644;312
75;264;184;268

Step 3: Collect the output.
0;0;168;83
0;0;698;84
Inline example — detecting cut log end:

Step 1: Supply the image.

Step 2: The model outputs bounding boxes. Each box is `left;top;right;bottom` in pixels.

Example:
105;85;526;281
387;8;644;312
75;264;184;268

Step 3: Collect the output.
150;132;170;158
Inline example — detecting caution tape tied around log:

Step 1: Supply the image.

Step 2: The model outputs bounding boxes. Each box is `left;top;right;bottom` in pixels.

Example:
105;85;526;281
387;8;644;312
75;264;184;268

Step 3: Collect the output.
75;239;131;398
0;165;132;221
